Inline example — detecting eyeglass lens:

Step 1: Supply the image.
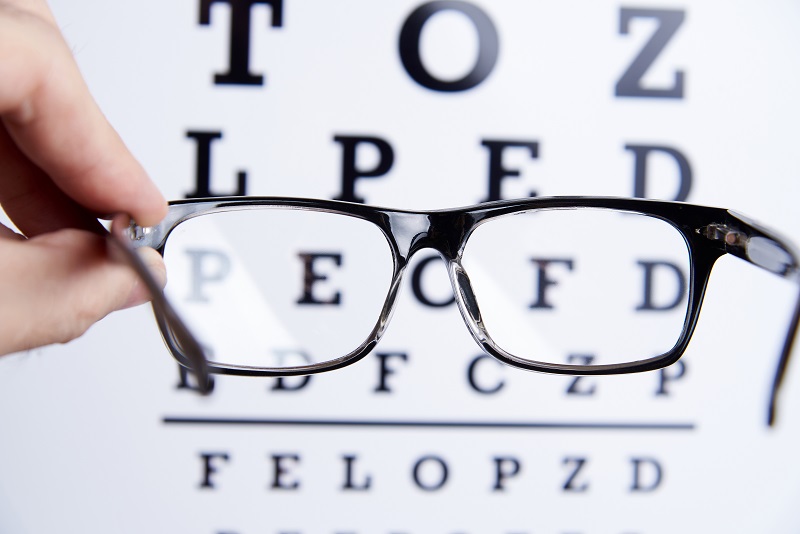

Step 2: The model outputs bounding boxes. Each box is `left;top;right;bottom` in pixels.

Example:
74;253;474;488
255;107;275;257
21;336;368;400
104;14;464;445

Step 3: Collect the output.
462;208;690;365
163;208;395;368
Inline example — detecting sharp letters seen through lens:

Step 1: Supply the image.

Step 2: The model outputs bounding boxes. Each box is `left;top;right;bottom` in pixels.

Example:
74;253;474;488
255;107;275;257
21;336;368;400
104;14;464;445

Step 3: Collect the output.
163;208;395;369
462;209;691;367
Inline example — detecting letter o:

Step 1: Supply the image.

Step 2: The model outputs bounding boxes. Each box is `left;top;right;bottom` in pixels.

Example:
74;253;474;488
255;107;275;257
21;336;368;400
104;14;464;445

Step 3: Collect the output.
412;455;449;491
411;255;456;307
399;1;499;92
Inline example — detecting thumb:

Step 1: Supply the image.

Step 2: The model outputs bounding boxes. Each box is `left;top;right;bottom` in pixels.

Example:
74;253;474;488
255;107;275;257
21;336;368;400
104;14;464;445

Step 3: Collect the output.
0;227;166;355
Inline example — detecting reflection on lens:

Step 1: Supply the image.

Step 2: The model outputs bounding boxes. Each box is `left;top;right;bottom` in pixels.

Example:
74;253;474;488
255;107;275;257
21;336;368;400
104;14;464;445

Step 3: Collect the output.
461;208;691;366
162;208;394;369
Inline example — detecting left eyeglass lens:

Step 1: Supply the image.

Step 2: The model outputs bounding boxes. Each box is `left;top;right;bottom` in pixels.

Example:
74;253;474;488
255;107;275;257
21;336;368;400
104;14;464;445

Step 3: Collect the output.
161;207;395;369
461;208;692;367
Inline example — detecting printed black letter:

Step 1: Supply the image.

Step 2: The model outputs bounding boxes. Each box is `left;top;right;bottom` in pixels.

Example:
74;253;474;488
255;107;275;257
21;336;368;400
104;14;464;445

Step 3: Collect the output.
413;456;449;491
616;8;685;98
296;253;343;305
562;457;589;492
467;355;505;394
656;360;686;396
333;135;394;204
270;350;313;391
630;457;663;492
199;0;284;85
399;1;499;92
186;249;232;302
636;260;687;311
200;452;230;489
411;255;455;307
342;455;373;491
626;144;692;201
530;258;575;309
375;352;409;393
566;355;597;396
481;140;539;202
178;365;217;393
492;456;521;491
186;130;248;198
271;454;300;490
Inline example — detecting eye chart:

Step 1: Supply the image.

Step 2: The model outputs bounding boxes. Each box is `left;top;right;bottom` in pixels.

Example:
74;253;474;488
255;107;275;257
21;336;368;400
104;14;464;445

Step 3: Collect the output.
1;2;800;533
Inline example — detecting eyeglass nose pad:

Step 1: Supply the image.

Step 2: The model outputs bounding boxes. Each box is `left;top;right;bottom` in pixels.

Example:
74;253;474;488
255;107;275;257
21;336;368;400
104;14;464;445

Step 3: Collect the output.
448;262;488;343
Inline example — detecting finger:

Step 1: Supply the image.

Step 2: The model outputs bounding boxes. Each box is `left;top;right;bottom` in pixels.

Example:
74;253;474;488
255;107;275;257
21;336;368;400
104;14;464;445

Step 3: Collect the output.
0;228;166;355
0;125;104;236
0;0;57;25
0;220;23;240
0;2;167;226
115;246;168;310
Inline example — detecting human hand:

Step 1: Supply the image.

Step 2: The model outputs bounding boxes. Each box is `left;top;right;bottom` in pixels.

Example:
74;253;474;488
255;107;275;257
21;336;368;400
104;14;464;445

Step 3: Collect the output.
0;0;168;355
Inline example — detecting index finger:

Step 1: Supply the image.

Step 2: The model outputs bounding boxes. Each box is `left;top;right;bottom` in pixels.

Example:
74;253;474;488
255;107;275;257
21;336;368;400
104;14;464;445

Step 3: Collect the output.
0;0;166;226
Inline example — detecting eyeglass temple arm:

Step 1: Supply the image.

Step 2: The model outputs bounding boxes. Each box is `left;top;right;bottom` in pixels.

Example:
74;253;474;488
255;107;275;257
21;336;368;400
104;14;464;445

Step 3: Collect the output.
704;212;800;426
107;215;212;394
766;289;800;426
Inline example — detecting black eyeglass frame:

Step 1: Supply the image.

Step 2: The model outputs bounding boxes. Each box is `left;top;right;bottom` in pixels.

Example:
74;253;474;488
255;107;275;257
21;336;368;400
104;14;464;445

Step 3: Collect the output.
113;196;800;425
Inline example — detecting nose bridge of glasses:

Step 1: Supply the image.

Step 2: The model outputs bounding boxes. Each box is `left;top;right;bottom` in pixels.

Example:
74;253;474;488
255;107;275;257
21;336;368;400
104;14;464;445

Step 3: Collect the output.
387;210;472;261
385;210;488;344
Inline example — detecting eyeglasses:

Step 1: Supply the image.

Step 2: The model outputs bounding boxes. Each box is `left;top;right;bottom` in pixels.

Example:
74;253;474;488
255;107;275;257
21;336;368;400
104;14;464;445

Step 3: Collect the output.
109;196;800;425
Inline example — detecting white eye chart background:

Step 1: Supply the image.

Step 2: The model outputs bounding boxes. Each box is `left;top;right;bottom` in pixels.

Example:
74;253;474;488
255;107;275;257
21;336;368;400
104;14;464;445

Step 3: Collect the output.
1;1;800;533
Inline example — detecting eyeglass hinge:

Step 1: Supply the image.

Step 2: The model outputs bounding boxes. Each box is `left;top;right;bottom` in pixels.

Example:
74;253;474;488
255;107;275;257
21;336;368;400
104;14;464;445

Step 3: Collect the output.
698;223;747;248
128;222;153;242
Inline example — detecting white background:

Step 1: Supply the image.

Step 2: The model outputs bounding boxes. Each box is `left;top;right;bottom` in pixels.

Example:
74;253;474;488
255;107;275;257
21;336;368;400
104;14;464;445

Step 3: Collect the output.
1;1;799;532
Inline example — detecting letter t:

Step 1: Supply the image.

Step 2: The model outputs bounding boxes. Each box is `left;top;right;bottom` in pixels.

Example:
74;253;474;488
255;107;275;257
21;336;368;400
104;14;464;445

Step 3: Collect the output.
199;0;284;86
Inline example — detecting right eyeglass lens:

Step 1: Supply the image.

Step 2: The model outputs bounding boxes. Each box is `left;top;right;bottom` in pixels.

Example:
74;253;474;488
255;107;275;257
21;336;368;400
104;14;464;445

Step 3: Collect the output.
161;207;395;370
460;208;692;367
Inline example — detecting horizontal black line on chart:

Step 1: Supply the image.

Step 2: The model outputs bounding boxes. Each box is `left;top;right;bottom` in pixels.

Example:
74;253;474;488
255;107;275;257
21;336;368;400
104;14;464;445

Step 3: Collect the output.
162;417;695;431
